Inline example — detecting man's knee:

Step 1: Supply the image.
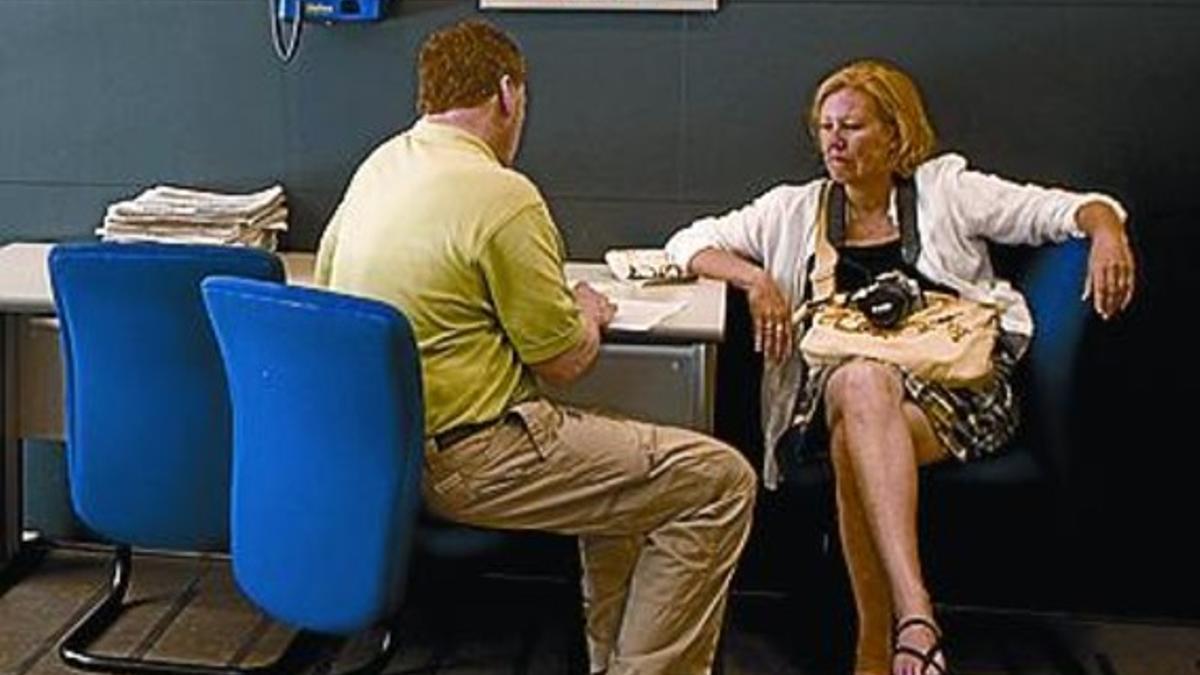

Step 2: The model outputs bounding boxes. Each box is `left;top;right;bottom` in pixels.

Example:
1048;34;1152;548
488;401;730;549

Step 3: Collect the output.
655;427;757;510
707;438;758;505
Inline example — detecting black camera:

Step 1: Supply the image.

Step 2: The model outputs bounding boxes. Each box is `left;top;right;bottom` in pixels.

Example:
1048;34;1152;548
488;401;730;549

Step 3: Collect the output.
849;270;925;329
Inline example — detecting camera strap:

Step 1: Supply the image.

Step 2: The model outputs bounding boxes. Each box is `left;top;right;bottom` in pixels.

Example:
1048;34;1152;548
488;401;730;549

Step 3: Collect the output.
807;177;921;308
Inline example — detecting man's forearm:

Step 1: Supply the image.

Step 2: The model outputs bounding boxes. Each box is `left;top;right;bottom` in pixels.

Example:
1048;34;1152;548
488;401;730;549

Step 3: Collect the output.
530;315;601;387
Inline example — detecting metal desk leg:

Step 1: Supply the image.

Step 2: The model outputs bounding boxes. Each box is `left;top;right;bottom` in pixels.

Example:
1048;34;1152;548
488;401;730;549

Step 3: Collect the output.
700;343;716;433
2;314;22;569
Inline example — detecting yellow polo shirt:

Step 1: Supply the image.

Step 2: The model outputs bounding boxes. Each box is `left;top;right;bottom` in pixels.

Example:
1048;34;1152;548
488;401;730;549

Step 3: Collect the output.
315;119;583;436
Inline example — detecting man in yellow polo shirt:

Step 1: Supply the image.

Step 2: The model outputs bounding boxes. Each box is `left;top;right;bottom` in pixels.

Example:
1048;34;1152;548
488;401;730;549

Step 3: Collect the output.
315;19;755;675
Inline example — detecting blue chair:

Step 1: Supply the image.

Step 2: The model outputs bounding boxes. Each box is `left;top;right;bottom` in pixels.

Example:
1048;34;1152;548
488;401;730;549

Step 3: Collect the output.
917;239;1091;606
752;240;1092;668
203;280;586;674
48;242;286;673
773;240;1092;601
203;277;424;670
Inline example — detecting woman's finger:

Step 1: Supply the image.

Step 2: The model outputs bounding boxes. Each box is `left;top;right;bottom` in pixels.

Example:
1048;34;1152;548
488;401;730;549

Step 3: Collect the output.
1120;272;1136;311
771;321;787;362
1102;264;1121;317
766;327;778;362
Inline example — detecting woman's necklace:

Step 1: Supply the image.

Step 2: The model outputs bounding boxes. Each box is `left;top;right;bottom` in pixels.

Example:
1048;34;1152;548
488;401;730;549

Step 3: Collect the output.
845;202;898;246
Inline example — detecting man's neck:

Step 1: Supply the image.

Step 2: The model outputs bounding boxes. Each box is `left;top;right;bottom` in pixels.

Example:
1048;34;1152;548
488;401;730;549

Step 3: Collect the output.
424;109;501;159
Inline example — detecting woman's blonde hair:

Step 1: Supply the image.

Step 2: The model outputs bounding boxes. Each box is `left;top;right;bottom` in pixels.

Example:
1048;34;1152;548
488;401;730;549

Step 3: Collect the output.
807;59;936;178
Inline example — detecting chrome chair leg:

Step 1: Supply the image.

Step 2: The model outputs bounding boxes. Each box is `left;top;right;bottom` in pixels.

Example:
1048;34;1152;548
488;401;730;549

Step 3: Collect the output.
58;545;396;675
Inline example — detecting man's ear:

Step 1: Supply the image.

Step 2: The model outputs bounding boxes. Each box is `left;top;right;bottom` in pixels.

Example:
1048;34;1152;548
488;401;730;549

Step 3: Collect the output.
497;74;520;116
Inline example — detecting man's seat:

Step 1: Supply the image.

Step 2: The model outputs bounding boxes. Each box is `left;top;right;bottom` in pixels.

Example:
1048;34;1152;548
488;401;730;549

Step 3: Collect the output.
203;277;427;671
203;276;589;672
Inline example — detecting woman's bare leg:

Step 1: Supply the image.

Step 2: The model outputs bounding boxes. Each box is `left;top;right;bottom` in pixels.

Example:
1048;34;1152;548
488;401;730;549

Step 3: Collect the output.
824;360;950;675
830;423;891;674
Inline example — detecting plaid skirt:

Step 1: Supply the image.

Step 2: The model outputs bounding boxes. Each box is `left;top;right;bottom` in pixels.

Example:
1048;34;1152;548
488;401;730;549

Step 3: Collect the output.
789;333;1028;463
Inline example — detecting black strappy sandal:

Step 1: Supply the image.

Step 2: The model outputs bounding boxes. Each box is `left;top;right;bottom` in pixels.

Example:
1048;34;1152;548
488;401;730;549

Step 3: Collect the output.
892;615;950;675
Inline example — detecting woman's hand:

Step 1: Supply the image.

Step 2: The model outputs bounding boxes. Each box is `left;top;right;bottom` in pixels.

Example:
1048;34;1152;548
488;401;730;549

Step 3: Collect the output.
687;248;794;363
748;271;793;364
1078;202;1136;320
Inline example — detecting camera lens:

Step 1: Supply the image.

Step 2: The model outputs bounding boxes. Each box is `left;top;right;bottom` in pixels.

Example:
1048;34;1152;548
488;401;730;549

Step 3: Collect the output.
852;272;922;329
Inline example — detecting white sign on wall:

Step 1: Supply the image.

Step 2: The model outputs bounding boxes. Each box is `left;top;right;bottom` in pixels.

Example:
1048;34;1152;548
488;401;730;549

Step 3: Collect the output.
480;0;717;10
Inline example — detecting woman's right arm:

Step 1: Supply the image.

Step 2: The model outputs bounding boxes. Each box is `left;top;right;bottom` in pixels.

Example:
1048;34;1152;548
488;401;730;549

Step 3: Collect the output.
664;186;798;272
665;187;801;364
691;249;794;363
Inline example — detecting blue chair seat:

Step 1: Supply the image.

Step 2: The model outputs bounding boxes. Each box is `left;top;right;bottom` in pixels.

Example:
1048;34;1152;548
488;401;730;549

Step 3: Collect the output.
923;447;1042;487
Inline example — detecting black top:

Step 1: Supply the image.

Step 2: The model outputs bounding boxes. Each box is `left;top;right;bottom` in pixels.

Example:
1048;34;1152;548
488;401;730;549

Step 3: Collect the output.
835;238;948;294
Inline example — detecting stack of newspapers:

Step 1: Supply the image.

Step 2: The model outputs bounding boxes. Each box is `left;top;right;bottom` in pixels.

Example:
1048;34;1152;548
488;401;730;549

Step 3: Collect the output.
97;184;288;251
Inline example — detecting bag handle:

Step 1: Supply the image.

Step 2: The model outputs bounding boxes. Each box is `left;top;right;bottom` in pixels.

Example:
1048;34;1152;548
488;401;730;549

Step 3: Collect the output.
809;182;839;303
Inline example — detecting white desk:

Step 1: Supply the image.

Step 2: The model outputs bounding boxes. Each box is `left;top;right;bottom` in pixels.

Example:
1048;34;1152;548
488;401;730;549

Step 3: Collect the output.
0;242;725;566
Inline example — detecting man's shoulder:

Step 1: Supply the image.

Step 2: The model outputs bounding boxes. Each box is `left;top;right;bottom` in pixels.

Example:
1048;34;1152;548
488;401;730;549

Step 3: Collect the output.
466;167;549;236
492;166;542;200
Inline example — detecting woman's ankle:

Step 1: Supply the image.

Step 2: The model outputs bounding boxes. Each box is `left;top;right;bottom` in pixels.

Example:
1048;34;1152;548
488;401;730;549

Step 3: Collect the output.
892;589;933;621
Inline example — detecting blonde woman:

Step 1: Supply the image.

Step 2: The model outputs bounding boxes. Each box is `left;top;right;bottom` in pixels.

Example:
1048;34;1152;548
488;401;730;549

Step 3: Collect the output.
665;59;1135;675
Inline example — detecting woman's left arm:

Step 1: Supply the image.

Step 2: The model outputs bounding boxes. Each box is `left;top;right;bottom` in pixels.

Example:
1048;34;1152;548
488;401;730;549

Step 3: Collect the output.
1076;201;1136;320
924;155;1136;319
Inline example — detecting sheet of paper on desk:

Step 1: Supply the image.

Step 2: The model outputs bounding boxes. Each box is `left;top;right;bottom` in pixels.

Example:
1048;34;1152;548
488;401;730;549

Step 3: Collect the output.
609;299;688;332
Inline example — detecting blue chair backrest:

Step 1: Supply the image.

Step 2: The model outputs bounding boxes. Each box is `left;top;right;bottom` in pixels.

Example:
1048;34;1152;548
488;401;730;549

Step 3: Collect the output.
202;277;425;635
49;243;284;551
1020;238;1090;478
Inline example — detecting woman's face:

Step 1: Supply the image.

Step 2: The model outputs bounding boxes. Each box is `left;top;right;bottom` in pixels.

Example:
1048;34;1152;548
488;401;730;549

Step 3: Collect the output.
818;87;896;186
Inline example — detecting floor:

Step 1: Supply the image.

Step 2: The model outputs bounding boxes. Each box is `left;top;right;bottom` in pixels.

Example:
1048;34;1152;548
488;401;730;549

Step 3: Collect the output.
1;545;1197;675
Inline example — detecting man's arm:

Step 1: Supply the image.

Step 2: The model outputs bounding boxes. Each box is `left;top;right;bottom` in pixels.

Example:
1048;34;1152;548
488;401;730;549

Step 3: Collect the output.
529;283;614;386
479;202;614;386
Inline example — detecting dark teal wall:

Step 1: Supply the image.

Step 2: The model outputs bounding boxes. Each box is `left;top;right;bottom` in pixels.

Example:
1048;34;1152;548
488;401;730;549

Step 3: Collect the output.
3;1;1198;254
4;0;1199;618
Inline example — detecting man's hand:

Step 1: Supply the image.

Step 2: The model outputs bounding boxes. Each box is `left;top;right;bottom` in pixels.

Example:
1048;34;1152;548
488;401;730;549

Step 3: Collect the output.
532;282;611;387
574;281;617;328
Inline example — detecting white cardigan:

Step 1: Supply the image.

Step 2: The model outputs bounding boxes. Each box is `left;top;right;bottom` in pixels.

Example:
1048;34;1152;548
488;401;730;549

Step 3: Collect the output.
665;153;1126;489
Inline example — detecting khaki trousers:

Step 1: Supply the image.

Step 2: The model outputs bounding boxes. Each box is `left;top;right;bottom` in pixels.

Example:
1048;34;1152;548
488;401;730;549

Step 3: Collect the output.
422;399;757;675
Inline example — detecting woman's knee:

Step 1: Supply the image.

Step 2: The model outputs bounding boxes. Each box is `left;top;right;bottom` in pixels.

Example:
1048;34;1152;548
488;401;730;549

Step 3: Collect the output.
824;360;904;424
828;422;852;473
